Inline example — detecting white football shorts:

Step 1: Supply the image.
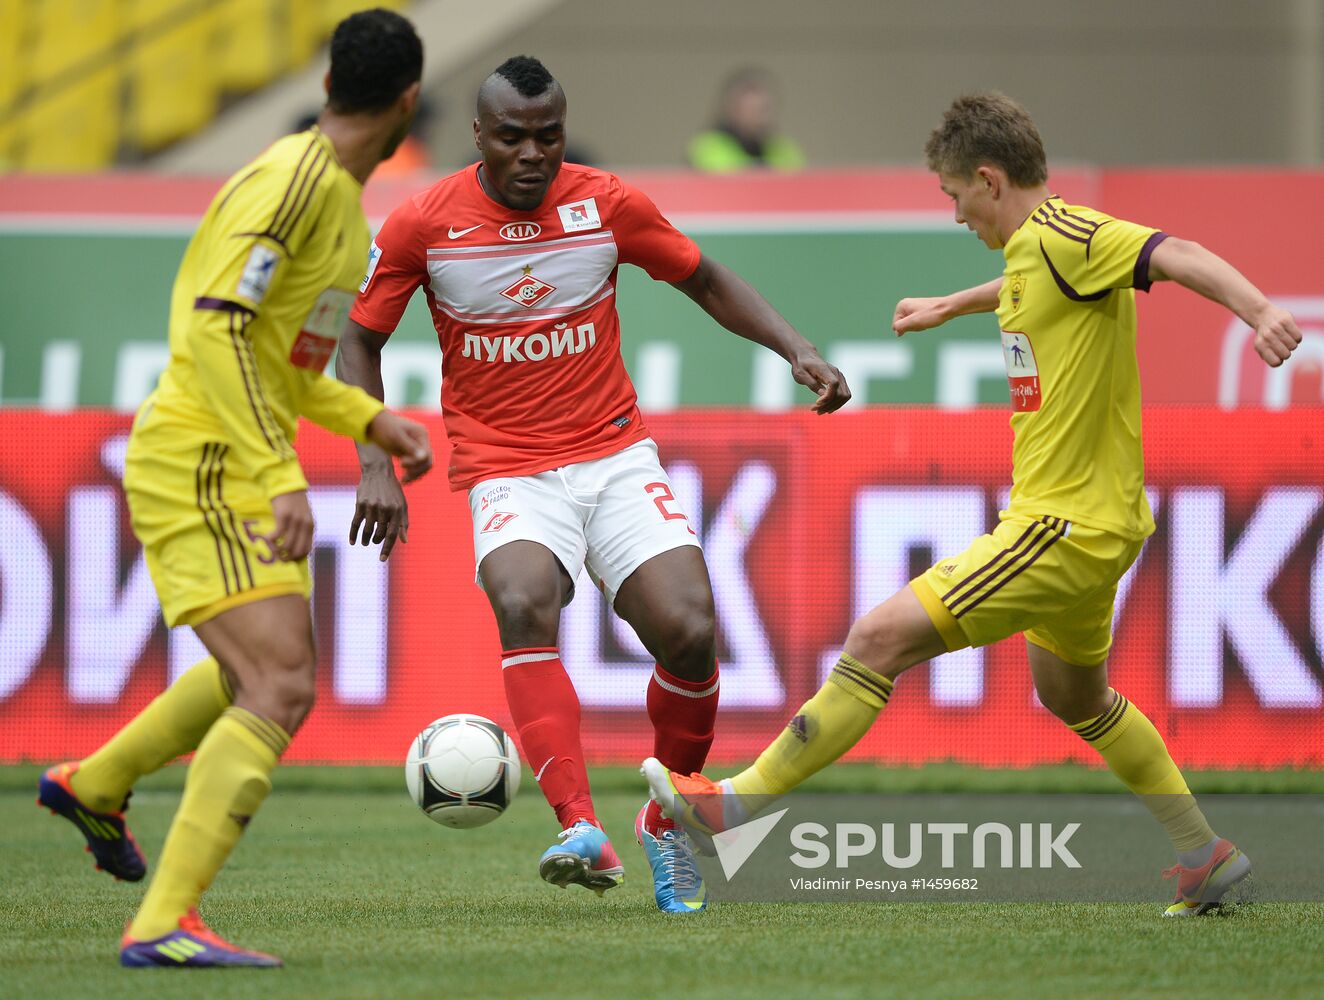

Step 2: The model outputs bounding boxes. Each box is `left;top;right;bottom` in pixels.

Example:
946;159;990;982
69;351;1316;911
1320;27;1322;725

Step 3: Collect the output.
468;438;702;607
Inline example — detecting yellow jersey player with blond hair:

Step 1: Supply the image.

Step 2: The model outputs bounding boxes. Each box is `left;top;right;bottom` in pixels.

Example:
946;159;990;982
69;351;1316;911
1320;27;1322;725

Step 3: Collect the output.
644;91;1303;917
37;9;433;967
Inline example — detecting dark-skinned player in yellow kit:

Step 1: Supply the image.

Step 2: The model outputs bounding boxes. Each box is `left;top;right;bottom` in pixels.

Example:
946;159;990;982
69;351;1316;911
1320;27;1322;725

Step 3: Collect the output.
37;9;434;967
645;91;1302;917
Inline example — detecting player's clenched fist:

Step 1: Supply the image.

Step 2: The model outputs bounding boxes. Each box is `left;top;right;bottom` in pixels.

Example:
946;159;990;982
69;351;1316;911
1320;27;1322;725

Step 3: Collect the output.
1252;304;1303;368
367;411;434;483
892;296;954;336
270;490;315;561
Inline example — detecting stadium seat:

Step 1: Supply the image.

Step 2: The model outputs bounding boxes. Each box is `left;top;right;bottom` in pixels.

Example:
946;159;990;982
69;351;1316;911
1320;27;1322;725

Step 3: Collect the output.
127;10;222;151
215;0;288;92
26;0;121;88
18;64;120;170
287;0;323;68
0;0;28;117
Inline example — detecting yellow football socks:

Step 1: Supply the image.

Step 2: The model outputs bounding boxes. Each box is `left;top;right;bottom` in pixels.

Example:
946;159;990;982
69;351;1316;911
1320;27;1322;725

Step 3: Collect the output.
1070;689;1215;852
731;653;894;802
70;657;232;813
128;706;288;941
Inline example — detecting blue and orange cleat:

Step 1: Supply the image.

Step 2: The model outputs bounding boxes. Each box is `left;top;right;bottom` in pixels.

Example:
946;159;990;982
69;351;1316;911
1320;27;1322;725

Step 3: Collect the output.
1162;838;1252;916
635;803;707;913
537;819;625;895
37;762;146;882
120;908;282;968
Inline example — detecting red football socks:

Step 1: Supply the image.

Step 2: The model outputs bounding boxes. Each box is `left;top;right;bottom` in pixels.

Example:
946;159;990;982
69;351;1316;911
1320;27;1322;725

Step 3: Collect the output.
501;648;597;829
647;661;719;776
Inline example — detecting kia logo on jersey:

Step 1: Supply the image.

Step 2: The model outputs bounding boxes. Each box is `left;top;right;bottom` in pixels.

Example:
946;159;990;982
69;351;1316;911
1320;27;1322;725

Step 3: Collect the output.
499;223;541;242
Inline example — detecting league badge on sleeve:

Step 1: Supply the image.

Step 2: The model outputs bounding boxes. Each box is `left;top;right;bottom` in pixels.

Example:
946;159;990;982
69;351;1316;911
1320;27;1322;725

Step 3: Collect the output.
1001;330;1041;411
557;198;601;234
360;241;382;292
237;244;280;303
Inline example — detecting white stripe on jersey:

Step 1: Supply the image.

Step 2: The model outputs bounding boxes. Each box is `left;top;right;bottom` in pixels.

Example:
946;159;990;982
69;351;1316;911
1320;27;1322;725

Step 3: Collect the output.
433;283;616;324
426;230;615;259
426;230;620;326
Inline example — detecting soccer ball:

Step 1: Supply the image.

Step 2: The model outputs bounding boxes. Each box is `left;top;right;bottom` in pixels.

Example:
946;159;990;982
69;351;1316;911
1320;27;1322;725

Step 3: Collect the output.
405;714;521;829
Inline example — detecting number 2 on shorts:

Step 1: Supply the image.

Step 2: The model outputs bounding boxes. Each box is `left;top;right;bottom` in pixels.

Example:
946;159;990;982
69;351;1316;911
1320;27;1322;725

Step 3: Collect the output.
644;482;696;535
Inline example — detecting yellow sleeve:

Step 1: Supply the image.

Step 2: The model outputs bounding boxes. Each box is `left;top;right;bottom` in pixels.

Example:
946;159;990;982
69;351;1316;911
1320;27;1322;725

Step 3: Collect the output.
185;139;337;498
197;135;336;310
300;375;386;441
1037;210;1166;300
184;303;307;497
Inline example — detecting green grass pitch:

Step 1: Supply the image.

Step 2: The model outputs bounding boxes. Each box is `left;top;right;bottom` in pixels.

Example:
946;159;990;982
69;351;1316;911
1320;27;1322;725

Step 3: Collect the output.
4;764;1323;999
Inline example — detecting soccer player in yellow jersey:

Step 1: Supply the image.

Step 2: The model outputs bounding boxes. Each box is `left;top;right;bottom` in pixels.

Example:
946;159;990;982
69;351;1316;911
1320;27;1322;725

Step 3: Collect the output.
37;10;433;967
645;92;1303;916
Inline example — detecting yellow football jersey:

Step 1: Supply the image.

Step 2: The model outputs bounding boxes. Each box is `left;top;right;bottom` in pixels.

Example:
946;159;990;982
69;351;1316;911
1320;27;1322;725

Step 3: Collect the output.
138;126;384;499
996;196;1166;540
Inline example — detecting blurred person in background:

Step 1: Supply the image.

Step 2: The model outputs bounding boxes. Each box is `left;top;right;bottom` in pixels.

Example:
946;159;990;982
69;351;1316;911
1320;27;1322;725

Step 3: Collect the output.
688;67;805;172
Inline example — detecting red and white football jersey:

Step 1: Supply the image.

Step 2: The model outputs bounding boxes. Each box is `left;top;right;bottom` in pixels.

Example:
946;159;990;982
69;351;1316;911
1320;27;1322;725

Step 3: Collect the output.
352;162;701;490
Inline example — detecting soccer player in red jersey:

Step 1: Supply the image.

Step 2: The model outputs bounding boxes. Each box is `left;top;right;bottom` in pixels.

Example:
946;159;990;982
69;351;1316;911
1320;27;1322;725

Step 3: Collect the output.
339;56;850;912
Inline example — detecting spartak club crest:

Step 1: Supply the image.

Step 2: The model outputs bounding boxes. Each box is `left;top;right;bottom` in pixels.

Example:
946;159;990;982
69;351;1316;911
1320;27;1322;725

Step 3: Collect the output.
500;266;557;308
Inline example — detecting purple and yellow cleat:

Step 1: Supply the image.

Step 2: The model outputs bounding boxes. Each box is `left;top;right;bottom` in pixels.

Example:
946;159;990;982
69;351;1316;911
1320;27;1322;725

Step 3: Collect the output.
120;908;282;968
37;762;146;882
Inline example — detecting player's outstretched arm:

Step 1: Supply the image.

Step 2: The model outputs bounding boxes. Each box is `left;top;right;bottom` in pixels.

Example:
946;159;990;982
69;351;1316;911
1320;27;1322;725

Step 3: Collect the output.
1148;237;1301;367
337;319;414;561
671;254;851;413
892;277;1002;336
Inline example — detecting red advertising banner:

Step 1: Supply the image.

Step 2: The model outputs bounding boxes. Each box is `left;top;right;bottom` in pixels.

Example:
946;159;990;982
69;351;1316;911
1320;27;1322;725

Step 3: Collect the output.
0;409;1321;767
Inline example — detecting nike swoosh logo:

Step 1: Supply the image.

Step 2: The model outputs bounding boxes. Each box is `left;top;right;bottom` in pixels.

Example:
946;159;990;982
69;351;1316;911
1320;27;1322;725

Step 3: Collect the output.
534;756;555;783
448;224;483;239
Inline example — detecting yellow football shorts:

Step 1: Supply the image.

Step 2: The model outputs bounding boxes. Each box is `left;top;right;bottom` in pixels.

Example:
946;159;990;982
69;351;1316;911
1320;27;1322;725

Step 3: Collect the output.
911;513;1145;667
124;432;311;628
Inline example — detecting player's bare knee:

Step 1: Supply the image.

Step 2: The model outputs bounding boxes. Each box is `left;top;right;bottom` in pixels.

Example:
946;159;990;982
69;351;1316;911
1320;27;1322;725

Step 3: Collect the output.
489;587;560;646
655;611;717;681
250;631;317;717
276;676;316;731
845;615;908;678
1036;686;1105;726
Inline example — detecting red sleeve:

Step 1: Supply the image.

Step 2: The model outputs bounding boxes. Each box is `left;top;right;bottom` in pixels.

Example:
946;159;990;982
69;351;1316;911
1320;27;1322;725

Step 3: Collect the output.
350;196;427;335
611;180;701;282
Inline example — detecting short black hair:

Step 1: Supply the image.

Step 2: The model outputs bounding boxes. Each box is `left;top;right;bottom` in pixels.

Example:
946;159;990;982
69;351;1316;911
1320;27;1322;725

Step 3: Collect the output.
328;9;423;113
492;55;556;98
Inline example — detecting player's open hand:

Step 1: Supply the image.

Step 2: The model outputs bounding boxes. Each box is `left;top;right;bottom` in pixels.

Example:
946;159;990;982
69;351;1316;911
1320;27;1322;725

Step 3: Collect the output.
1252;304;1303;367
367;411;433;483
351;465;409;562
892;296;953;336
270;490;315;562
791;351;851;414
